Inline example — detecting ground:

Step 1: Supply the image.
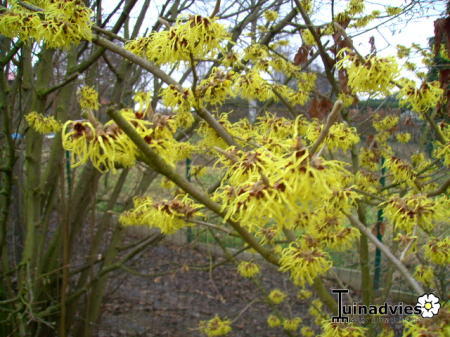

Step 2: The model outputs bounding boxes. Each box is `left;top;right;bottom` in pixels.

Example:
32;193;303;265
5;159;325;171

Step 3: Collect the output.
96;240;320;337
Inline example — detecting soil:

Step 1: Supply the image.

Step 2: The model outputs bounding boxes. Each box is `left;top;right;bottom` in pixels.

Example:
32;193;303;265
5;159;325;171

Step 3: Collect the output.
96;239;320;337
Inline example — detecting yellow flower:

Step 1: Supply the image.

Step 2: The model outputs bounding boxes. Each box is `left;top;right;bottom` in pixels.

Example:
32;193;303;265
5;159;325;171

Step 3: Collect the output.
397;45;410;58
301;29;316;45
382;194;447;233
283;317;302;331
25;111;61;134
386;6;402;16
62;120;96;168
237;261;260;278
195;68;236;106
423;237;450;265
279;241;332;287
398;80;443;116
326;122;360;151
373;115;399;132
396;132;411;143
264;10;278;22
0;1;92;48
320;321;367;337
301;326;315;337
199;315;232;337
309;299;324;319
119;195;202;234
385;156;416;187
268;289;287;304
338;93;357;107
79;86;100;111
235;70;273;101
297;289;312;300
403;304;450;337
267;314;282;328
126;15;229;65
347;0;365;14
414;265;436;288
336;50;399;95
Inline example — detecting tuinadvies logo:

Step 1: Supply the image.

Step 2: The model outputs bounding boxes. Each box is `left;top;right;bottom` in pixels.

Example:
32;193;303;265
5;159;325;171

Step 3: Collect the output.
331;289;440;322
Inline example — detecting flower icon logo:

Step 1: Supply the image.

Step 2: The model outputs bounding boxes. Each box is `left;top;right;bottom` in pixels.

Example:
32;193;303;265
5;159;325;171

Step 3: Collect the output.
416;294;440;318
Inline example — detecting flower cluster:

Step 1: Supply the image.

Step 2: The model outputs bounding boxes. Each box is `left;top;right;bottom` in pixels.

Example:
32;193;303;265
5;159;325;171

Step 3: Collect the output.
0;0;92;48
414;265;436;288
25;111;62;134
268;289;287;304
264;10;278;22
126;15;229;64
119;195;202;234
79;86;100;111
195;68;236;106
279;240;332;287
398;80;443;116
199;315;232;337
283;317;302;331
237;261;260;278
382;194;448;233
423;237;450;265
62;110;145;172
336;50;399;95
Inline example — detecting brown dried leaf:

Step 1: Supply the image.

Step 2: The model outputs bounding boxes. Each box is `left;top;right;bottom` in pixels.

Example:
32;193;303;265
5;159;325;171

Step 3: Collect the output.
309;96;333;120
294;45;311;65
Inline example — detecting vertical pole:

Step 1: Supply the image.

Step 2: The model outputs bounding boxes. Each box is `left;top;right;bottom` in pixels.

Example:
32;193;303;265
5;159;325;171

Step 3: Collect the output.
373;156;385;291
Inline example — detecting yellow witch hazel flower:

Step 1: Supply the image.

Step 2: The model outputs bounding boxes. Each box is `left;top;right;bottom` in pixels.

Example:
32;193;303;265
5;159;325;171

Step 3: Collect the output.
301;326;315;337
319;321;367;337
301;29;316;45
62;112;140;173
396;132;411;143
126;15;229;65
268;289;287;304
311;216;361;251
283;317;302;331
403;304;450;337
433;123;449;166
373;114;399;132
199;315;232;337
237;261;260;278
414;265;436;288
297;289;312;300
62;120;95;167
267;314;282;328
195;68;237;106
264;10;278;22
382;194;448;233
279;240;332;287
235;70;273;101
309;299;324;322
119;195;202;234
347;0;365;14
423;237;450;265
25;111;62;134
384;156;416;187
0;0;92;48
79;86;100;111
398;79;443;116
307;122;360;152
336;49;399;95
